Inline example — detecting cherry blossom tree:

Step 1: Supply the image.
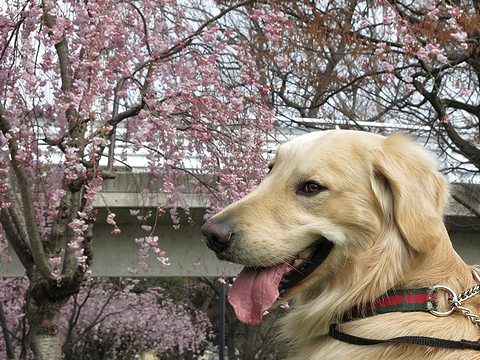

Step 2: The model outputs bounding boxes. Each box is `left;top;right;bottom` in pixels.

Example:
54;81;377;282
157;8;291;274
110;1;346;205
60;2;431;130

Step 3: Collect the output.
0;0;281;358
0;277;211;360
60;278;212;360
237;0;480;215
365;0;480;214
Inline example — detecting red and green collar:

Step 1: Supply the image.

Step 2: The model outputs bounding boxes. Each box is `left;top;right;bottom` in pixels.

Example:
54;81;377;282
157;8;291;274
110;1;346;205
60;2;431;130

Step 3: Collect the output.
341;270;480;323
341;287;438;323
333;272;480;350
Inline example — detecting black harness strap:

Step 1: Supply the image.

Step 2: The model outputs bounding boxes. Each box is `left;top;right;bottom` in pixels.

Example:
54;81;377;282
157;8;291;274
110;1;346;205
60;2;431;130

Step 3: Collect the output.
329;324;480;351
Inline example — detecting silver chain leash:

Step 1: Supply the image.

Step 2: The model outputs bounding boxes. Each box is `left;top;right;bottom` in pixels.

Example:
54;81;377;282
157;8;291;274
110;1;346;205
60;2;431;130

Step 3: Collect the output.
430;269;480;326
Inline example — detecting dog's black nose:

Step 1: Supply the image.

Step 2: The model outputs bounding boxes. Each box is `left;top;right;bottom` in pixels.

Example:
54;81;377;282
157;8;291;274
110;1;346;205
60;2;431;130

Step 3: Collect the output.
202;220;232;253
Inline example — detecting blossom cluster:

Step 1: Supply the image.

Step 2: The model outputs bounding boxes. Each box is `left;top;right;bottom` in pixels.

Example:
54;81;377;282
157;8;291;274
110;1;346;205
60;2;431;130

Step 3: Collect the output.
359;0;472;101
135;236;171;273
61;279;212;358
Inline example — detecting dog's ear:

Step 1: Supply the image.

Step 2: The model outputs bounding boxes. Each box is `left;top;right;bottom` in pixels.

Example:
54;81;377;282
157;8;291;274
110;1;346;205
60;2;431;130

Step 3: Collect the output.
373;134;450;253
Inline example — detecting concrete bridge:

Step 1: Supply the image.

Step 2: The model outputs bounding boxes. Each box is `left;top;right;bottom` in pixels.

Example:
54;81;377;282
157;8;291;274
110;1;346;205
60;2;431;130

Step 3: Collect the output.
2;172;241;278
2;172;480;278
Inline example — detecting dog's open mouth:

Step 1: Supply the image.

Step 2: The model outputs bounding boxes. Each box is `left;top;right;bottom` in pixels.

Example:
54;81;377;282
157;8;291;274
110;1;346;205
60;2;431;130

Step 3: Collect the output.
228;239;333;325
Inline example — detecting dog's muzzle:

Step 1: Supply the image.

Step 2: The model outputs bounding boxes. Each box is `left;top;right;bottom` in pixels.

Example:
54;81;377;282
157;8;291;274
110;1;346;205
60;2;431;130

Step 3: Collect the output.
203;217;335;325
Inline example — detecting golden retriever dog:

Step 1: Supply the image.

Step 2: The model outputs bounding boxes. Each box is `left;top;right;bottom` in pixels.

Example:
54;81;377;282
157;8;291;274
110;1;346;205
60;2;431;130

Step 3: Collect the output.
201;130;480;359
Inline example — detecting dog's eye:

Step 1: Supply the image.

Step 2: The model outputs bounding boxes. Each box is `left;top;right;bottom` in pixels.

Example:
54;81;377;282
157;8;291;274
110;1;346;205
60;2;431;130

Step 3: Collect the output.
267;162;275;174
298;182;325;195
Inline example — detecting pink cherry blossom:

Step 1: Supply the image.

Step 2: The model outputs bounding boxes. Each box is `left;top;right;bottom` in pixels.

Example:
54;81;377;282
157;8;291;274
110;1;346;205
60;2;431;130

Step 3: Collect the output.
0;1;279;357
0;277;212;358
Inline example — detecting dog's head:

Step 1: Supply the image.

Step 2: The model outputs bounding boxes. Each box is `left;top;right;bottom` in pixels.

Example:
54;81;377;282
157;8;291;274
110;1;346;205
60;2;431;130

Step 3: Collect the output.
202;130;449;326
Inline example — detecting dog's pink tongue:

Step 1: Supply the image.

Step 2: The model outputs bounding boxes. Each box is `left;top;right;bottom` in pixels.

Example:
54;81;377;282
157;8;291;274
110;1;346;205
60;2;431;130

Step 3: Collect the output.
228;263;288;325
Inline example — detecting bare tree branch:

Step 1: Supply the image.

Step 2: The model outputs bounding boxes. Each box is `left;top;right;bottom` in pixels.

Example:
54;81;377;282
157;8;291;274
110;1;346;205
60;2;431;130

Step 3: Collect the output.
452;193;480;217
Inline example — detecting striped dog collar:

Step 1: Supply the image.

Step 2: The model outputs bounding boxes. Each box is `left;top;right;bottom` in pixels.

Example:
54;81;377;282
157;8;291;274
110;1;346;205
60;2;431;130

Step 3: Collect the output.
342;287;438;322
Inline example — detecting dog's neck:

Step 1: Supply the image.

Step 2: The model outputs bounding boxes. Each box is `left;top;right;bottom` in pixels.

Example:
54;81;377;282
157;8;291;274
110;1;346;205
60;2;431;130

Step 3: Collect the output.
279;232;474;346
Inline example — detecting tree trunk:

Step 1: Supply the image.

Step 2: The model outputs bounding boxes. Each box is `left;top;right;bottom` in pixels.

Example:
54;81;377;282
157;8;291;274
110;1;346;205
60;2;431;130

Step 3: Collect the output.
25;273;68;360
30;333;61;360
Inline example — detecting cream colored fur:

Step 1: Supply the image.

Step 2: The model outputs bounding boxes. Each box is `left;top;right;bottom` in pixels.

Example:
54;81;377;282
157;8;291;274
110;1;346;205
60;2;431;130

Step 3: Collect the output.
210;130;480;359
